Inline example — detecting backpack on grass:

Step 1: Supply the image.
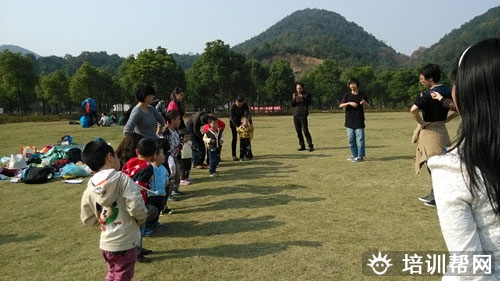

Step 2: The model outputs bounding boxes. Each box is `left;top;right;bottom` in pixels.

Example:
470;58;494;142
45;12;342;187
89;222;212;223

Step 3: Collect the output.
21;165;55;184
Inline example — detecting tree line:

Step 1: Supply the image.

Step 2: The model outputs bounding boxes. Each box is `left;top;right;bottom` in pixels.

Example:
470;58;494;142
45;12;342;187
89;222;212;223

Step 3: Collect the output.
0;40;448;116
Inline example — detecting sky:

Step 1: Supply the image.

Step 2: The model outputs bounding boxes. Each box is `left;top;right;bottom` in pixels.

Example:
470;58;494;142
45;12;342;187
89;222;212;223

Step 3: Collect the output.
1;0;499;58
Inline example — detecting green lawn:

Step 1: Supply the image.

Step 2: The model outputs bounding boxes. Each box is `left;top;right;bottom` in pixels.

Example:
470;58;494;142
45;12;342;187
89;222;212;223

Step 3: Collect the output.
0;112;459;280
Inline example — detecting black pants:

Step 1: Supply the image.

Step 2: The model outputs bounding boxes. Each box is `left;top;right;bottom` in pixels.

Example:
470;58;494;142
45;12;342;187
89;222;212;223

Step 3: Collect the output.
230;122;238;157
293;115;313;148
239;138;253;159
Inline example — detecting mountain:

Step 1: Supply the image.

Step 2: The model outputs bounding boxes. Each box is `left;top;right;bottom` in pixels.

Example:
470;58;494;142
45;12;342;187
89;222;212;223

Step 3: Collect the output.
0;44;40;58
414;6;500;73
232;8;409;75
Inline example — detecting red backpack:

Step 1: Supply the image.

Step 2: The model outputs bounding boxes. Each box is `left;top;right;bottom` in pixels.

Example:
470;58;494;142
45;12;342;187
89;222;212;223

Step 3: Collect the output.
85;100;91;113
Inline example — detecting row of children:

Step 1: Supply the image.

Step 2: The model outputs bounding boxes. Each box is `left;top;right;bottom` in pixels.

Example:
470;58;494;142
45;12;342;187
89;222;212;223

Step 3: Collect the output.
79;110;254;280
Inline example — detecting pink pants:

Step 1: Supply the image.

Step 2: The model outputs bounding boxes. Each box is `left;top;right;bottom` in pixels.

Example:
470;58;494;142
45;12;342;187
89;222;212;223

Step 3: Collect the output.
101;247;138;281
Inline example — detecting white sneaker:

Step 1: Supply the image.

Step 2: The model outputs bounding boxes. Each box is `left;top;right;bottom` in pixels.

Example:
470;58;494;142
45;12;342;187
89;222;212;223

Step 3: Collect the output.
180;180;190;185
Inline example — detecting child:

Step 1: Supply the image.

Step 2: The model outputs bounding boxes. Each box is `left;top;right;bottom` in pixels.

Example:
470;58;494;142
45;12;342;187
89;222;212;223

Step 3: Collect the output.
203;116;223;177
80;140;147;281
202;117;225;165
236;116;254;160
162;110;185;199
179;129;193;185
155;138;174;215
147;142;169;229
115;133;143;168
121;138;158;263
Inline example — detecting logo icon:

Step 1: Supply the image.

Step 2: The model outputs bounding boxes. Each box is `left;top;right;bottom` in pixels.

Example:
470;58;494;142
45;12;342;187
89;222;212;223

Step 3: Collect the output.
367;252;393;275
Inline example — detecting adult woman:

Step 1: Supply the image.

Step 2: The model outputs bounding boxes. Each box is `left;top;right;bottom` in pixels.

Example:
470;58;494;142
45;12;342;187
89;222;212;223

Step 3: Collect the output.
167;87;186;129
428;38;500;279
123;83;165;140
229;95;252;161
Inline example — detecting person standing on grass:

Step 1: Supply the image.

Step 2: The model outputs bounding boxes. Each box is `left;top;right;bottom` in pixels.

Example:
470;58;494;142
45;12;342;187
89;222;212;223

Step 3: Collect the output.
123;83;165;140
203;116;223;177
229;95;252;160
339;78;370;162
162;110;186;201
186;110;211;169
410;64;455;207
80;140;147;281
428;38;500;279
167;87;187;130
291;82;314;152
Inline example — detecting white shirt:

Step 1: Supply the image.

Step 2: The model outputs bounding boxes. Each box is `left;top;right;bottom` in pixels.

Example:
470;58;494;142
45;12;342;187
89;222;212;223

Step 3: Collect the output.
429;149;500;280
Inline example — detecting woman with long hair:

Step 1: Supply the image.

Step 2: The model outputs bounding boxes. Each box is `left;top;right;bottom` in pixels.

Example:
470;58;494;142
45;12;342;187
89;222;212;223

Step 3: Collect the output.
428;38;500;279
167;87;186;129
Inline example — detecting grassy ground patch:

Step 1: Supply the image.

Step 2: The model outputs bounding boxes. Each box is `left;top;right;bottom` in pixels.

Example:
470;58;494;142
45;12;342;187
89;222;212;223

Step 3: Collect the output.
0;112;459;280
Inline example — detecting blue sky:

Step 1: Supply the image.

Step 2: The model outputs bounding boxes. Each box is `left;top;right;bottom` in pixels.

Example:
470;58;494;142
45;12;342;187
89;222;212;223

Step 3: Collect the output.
1;0;498;58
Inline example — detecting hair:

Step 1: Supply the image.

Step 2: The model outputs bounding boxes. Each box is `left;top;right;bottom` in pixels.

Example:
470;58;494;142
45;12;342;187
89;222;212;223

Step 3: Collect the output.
453;38;500;214
170;87;184;101
116;133;143;167
200;111;211;124
418;63;441;83
155;138;171;155
135;83;156;102
348;78;360;87
179;128;190;137
241;116;249;122
296;82;304;88
207;115;218;124
235;94;245;103
82;140;115;172
166;110;180;123
136;138;156;157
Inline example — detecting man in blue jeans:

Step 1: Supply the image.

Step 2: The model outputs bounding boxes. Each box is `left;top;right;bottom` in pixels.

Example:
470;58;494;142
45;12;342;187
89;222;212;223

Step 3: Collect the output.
339;78;371;162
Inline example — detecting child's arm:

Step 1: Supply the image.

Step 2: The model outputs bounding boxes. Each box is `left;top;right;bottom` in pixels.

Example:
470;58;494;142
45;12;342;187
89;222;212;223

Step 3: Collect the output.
80;189;99;226
121;174;148;225
167;155;176;177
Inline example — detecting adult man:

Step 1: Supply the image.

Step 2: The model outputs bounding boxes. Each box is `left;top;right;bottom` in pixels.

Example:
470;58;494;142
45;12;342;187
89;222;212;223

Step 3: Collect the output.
82;95;97;126
339;78;370;162
291;82;314;152
410;63;455;207
229;95;252;160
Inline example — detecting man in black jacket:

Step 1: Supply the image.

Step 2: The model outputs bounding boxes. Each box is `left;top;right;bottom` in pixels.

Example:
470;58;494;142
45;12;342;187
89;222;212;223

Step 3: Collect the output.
291;82;314;152
186;111;211;168
229;95;253;161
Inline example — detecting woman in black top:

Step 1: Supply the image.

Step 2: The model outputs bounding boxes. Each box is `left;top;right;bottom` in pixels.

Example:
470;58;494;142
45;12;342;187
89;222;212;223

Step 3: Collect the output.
229;95;252;161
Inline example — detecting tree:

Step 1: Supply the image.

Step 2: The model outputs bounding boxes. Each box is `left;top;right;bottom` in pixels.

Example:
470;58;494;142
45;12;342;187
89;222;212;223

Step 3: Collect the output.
187;40;251;111
119;46;185;102
0;50;38;115
39;70;69;114
69;62;107;113
246;59;268;107
264;59;295;110
303;59;342;110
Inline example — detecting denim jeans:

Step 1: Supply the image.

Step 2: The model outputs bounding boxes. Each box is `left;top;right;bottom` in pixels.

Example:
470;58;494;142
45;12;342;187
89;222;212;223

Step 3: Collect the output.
208;148;219;174
346;127;365;158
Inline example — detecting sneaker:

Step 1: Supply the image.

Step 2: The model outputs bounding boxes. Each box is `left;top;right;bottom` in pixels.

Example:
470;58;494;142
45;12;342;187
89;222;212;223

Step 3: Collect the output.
309;145;314;152
210;173;218;177
144;227;153;236
161;208;173;216
239;158;243;161
172;191;187;196
346;156;356;161
185;177;193;182
140;248;152;255
352;157;363;162
167;195;177;201
418;194;434;203
424;200;436;207
180;180;190;185
153;221;164;228
233;156;239;161
137;254;152;263
194;165;205;169
297;147;306;151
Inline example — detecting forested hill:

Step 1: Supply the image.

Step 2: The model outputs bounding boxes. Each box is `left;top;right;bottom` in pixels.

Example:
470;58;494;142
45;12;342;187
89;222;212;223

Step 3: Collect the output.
415;6;500;73
232;8;409;69
0;45;40;58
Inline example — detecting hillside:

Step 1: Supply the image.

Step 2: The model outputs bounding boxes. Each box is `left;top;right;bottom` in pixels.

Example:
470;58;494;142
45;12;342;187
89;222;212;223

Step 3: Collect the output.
232;8;409;73
0;44;40;58
414;6;500;73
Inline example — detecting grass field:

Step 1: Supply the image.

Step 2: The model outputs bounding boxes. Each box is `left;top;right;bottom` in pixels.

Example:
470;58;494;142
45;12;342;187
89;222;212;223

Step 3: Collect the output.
0;112;460;281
